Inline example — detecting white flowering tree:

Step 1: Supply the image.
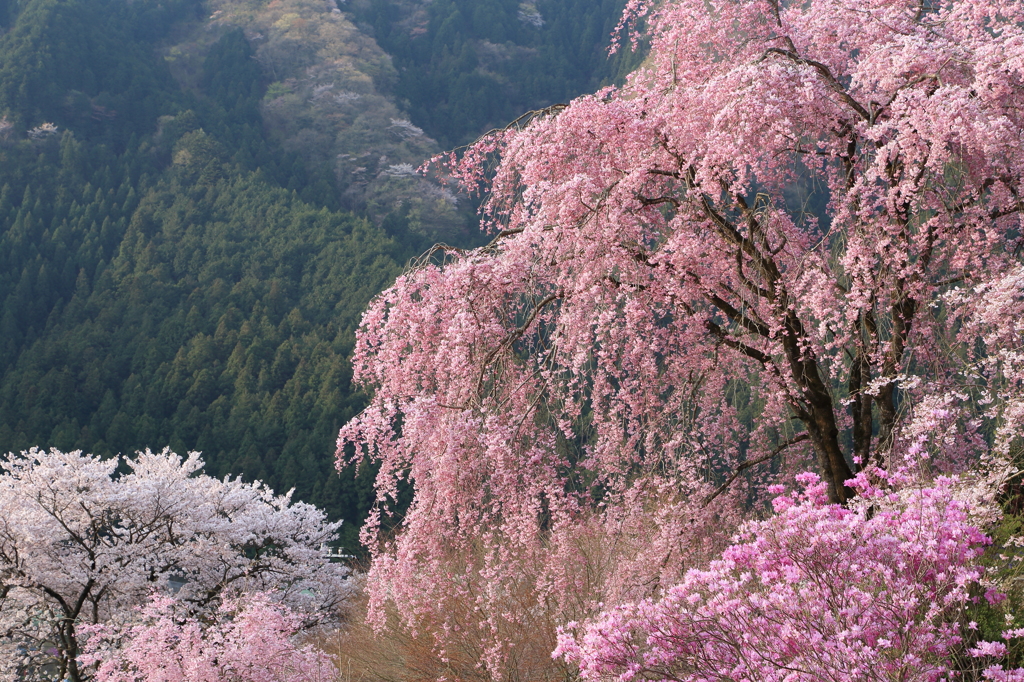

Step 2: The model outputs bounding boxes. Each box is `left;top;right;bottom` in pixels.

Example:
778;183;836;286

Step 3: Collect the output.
0;448;351;682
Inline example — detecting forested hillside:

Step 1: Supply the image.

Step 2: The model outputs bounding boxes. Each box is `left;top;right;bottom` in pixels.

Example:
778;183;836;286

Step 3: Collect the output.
0;0;628;549
0;0;409;549
164;0;474;241
351;0;641;148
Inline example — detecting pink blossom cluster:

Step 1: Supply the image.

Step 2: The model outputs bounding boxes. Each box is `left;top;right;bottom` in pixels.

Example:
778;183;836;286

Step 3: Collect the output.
80;593;334;682
943;267;1024;460
556;474;999;682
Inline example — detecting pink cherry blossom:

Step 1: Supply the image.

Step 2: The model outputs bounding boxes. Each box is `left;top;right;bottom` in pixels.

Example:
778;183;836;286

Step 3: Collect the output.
339;0;1024;676
81;593;334;682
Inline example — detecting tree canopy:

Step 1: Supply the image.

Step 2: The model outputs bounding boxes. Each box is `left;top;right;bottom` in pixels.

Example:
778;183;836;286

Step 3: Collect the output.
340;0;1024;677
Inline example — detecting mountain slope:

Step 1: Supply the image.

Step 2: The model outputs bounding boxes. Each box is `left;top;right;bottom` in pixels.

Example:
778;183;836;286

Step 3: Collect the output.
0;0;639;549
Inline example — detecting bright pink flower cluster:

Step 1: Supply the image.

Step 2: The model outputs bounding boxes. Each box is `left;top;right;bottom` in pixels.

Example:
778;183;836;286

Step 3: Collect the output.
557;475;995;682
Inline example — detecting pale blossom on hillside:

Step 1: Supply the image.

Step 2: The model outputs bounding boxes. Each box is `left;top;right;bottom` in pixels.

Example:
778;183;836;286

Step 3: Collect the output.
0;448;351;682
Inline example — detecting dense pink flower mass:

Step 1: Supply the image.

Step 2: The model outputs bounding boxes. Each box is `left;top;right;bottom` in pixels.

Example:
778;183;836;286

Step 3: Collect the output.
339;0;1024;676
81;593;334;682
556;475;992;681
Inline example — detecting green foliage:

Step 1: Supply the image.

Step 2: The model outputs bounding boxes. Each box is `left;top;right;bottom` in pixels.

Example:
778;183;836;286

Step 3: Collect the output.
958;491;1024;674
0;126;401;548
0;0;15;30
0;165;399;550
0;0;196;146
351;0;644;147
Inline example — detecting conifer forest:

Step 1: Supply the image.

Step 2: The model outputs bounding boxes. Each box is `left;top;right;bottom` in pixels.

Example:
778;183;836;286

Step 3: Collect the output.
2;0;1024;680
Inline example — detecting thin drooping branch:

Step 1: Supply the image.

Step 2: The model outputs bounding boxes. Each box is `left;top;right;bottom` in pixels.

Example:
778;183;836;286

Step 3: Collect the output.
476;292;561;400
704;433;811;504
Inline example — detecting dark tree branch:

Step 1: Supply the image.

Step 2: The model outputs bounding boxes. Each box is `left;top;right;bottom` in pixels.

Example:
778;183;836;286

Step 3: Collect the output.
704;433;810;504
705;319;772;364
761;47;871;121
477;292;561;399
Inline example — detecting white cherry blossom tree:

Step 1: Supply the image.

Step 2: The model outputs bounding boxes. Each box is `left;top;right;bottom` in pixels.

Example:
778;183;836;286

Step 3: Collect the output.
0;448;351;682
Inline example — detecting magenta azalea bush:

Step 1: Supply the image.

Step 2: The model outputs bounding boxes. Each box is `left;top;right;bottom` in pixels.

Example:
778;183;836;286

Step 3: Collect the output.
556;474;1000;682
